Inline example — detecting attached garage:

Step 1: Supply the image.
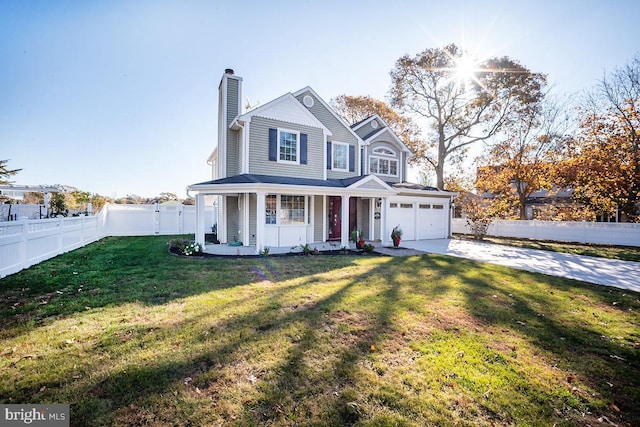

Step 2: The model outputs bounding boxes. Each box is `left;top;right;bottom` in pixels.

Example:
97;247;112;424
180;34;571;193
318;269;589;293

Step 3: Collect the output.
384;188;454;242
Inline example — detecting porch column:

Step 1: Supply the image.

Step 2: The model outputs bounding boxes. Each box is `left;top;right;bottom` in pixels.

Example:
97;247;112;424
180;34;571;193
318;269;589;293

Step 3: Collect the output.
341;195;349;248
195;193;206;246
381;197;390;246
242;193;250;247
322;195;327;242
256;191;266;254
368;198;376;241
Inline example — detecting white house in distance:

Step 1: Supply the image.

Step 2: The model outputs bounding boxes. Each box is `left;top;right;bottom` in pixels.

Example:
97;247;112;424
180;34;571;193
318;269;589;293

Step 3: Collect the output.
187;69;455;253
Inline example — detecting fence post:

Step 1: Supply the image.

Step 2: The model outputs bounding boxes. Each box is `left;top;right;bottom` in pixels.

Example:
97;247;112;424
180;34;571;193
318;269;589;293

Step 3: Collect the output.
57;217;64;255
154;203;160;235
19;220;28;269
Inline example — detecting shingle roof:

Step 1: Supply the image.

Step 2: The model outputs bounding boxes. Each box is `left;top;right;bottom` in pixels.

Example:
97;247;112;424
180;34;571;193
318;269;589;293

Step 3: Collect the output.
192;174;367;189
350;115;374;129
390;182;440;191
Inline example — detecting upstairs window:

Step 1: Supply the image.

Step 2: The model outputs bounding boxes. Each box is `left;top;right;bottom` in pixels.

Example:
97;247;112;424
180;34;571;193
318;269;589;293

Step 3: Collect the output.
369;146;398;176
369;157;398;176
372;147;395;156
332;142;348;171
279;130;298;163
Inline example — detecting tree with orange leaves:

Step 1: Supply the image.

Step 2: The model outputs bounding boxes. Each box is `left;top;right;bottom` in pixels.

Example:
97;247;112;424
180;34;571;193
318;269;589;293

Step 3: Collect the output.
559;55;640;222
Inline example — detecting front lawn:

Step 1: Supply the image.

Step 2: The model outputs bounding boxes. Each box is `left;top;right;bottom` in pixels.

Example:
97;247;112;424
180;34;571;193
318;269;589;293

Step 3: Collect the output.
1;236;639;426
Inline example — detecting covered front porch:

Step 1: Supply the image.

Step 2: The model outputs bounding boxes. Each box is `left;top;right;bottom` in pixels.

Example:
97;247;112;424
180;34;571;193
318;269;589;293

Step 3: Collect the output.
187;174;396;255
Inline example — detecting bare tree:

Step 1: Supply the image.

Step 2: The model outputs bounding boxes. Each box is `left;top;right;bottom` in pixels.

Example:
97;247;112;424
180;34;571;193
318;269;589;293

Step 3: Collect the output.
390;44;546;190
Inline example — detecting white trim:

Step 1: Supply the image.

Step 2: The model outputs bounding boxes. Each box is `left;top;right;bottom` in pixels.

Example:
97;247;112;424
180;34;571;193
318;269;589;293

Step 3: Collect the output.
331;141;349;172
351;115;379;132
369;155;399;177
363;127;412;154
372;146;396;157
322;195;327;242
242;193;250;246
277;128;301;165
345;174;396;192
256;192;266;253
235;92;332;136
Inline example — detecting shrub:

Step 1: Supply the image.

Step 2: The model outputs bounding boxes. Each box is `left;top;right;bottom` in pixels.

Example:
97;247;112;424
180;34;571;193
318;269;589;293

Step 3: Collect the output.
362;243;375;253
167;239;203;256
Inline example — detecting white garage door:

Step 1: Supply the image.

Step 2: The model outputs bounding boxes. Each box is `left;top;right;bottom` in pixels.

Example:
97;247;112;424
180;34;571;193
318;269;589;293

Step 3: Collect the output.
387;197;448;241
388;202;415;240
417;203;447;239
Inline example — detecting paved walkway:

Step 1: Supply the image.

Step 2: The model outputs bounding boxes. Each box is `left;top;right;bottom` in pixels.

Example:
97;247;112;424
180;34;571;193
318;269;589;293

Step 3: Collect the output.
387;239;640;293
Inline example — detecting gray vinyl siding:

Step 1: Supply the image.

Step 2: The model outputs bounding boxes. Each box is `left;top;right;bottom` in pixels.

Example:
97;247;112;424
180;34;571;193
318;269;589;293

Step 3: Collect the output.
353;122;377;139
295;91;358;144
226;78;240;176
361;199;370;237
295;91;361;180
249;194;257;245
226;196;239;243
368;140;402;184
360;180;388;190
314;195;323;242
248;116;324;179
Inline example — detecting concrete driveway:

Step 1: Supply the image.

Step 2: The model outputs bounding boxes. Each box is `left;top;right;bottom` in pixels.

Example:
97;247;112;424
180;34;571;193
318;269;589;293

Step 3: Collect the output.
399;239;640;293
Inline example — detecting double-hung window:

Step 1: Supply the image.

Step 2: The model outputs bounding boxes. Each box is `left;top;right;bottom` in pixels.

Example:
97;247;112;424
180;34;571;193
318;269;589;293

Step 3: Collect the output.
279;129;299;163
332;142;348;171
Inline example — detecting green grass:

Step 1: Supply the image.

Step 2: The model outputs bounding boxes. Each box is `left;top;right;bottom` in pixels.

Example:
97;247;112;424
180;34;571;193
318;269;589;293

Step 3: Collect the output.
455;234;640;262
1;236;639;426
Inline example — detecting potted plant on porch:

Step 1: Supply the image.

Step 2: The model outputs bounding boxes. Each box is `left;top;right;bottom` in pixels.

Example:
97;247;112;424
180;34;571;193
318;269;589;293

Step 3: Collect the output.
391;225;403;247
351;228;365;250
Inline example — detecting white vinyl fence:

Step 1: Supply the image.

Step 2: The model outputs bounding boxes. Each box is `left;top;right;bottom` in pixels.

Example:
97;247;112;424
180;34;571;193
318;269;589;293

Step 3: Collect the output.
452;218;640;247
0;203;215;278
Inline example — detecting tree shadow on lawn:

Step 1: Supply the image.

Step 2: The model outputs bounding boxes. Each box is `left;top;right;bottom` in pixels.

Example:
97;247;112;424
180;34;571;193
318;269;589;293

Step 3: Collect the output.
0;236;362;339
3;248;639;425
447;256;640;425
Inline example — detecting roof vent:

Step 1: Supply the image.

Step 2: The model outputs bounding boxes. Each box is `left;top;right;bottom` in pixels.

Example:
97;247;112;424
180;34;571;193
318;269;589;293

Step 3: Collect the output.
303;95;314;108
224;68;235;75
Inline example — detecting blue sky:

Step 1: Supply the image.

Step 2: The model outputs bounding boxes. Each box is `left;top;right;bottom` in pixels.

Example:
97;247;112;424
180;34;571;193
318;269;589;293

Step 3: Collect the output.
2;0;639;199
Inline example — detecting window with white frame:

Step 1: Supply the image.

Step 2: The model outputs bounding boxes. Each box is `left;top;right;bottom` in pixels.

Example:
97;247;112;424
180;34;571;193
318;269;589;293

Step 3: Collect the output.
369;146;399;176
265;195;277;224
279;129;299;163
265;195;306;224
280;195;305;224
332;142;348;171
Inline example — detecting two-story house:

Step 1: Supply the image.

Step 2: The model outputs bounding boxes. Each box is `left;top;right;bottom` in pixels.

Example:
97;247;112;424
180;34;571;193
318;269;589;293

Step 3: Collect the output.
187;69;455;253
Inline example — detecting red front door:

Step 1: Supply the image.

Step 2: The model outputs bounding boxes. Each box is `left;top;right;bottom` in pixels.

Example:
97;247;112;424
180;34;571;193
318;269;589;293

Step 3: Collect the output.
328;196;341;241
328;196;358;241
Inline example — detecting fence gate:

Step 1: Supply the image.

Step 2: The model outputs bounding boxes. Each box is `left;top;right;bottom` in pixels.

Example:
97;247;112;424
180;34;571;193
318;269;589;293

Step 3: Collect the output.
157;204;183;235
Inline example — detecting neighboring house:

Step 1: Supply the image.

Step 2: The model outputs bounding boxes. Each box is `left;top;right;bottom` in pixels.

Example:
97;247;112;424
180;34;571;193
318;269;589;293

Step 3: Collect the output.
187;69;455;253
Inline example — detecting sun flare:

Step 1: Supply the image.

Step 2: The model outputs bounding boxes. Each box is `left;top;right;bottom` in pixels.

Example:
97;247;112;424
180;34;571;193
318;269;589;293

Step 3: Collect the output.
453;54;479;84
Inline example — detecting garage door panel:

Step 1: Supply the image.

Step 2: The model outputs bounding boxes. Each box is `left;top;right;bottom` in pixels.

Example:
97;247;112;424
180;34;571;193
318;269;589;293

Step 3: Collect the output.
388;203;415;240
418;203;446;239
387;197;448;241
